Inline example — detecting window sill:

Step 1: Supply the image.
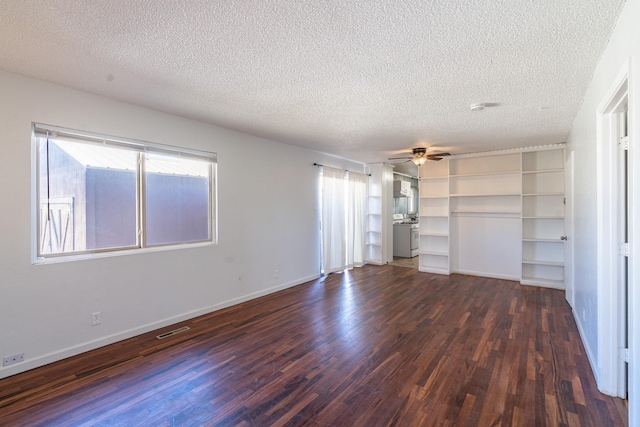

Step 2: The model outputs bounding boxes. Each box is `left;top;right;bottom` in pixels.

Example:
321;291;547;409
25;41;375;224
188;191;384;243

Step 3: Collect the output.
32;240;216;265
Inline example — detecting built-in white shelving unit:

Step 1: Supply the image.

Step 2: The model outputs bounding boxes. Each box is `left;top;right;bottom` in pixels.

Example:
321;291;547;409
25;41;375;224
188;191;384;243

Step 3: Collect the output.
448;153;522;280
417;145;566;288
521;148;565;288
366;163;394;265
366;193;382;263
418;159;450;274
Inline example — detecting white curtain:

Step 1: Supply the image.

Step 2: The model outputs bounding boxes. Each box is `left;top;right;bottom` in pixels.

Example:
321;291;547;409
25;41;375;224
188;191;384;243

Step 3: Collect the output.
321;166;346;274
347;172;367;269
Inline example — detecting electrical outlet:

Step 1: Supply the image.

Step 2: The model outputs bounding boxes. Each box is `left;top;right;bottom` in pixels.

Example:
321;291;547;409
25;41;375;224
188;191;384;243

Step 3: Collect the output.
582;308;586;322
274;269;279;278
92;312;101;326
3;353;24;367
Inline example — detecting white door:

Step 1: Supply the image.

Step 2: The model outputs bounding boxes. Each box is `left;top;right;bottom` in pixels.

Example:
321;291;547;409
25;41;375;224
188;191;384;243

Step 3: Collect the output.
564;152;574;308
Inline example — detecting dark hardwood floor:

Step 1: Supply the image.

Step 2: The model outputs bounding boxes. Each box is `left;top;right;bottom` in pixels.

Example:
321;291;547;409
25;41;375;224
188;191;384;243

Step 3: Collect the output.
0;265;627;426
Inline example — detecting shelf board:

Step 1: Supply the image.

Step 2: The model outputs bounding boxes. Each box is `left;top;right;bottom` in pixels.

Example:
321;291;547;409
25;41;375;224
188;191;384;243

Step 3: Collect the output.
522;193;564;197
420;214;449;218
452;210;520;214
451;211;521;218
522;259;564;267
422;232;449;237
522;216;564;219
520;277;564;289
419;250;449;256
522;238;564;242
450;193;521;197
420;176;448;180
421;195;449;199
419;266;450;275
449;171;520;178
522;168;564;174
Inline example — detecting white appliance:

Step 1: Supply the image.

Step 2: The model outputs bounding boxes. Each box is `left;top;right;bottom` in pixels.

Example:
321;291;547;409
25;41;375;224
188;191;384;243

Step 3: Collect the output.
393;214;419;258
393;180;411;197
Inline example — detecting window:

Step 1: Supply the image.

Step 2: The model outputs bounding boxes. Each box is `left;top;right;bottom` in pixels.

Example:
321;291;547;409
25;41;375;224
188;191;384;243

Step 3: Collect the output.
407;186;418;215
33;123;217;260
319;166;367;274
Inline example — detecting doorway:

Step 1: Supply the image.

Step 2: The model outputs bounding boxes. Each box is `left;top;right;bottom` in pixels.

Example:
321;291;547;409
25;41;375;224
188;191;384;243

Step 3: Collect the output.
564;152;574;308
596;65;629;398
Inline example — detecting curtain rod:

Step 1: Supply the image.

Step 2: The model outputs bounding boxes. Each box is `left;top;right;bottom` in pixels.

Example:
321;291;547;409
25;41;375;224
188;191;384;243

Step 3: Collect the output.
313;163;371;176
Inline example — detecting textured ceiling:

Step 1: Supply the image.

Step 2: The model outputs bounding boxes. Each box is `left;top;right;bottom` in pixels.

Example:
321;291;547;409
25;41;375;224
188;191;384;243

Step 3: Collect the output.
0;0;626;173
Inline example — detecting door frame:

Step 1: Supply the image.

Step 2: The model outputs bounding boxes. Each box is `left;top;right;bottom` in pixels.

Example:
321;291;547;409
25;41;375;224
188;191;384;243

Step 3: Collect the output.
596;60;629;397
564;152;575;308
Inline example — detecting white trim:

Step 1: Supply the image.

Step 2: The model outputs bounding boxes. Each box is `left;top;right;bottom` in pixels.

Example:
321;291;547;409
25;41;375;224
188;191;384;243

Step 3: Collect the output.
520;279;565;290
450;269;519;281
33;122;217;161
574;308;601;386
627;54;639;427
595;59;629;397
450;143;566;159
0;273;320;380
564;151;575;307
31;240;216;265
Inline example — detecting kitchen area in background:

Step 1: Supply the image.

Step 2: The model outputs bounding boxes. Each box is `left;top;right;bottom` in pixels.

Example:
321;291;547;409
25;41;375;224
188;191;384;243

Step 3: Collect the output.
392;173;419;263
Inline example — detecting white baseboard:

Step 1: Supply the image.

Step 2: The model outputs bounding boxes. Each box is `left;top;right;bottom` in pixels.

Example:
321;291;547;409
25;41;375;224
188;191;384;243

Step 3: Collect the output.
0;274;320;380
418;267;450;275
451;268;520;282
572;307;600;387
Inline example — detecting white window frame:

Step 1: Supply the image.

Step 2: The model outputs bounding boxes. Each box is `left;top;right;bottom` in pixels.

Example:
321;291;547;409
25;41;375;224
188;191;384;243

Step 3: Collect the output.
31;123;218;264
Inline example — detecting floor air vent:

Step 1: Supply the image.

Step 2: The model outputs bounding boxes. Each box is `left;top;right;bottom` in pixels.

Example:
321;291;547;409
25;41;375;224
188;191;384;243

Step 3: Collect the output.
156;326;190;339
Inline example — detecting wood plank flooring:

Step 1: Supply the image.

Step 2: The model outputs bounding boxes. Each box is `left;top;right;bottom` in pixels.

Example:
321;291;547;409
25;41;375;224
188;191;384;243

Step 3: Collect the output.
389;256;419;269
0;265;627;426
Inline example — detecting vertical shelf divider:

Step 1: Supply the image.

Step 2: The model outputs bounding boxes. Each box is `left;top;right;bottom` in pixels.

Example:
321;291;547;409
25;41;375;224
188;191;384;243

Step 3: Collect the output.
418;159;450;274
520;148;566;289
366;163;394;265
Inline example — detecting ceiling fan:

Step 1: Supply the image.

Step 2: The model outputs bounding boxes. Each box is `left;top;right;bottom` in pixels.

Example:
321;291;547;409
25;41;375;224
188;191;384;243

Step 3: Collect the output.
388;147;451;166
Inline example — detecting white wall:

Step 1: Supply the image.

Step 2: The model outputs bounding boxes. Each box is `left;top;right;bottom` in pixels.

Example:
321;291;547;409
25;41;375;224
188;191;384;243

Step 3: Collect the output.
567;0;639;422
0;71;364;379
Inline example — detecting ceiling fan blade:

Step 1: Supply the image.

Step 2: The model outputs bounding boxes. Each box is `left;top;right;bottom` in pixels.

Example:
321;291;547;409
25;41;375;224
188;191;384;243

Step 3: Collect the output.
427;152;451;161
389;148;450;164
387;149;413;156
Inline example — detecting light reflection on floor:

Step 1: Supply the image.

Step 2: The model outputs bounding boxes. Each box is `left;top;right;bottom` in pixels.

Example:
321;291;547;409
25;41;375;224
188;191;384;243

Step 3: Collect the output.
313;269;363;354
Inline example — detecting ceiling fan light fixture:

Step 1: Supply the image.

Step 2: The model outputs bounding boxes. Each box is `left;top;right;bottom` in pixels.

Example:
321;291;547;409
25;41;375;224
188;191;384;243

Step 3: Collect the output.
412;155;427;166
389;147;449;165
